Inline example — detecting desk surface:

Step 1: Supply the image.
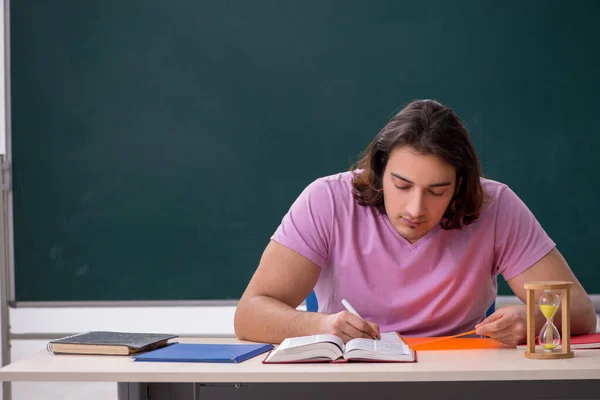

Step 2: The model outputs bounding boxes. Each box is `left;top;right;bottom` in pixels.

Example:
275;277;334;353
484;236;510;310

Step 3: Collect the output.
1;338;599;383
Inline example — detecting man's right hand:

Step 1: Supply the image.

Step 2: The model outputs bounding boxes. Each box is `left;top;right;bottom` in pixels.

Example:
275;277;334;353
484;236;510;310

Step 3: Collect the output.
321;311;381;342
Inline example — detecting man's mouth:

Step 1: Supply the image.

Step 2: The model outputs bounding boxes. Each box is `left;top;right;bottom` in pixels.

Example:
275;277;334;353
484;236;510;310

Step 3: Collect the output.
401;217;425;227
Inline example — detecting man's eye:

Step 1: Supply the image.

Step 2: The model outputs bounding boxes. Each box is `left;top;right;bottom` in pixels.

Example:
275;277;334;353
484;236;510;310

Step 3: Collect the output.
395;185;410;191
429;190;443;197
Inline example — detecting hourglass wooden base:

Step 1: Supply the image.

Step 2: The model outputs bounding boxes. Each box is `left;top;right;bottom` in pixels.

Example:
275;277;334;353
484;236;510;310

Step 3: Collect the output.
524;281;574;359
524;350;574;359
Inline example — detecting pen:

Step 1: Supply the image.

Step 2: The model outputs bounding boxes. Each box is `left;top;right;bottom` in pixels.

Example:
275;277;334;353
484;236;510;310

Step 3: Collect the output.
341;299;379;340
341;299;361;317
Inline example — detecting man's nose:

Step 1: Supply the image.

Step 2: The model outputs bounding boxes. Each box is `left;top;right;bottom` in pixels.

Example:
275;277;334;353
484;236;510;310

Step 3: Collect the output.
406;191;425;217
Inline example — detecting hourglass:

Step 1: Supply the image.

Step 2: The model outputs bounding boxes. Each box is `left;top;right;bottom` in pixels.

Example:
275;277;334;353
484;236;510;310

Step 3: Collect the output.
524;281;574;359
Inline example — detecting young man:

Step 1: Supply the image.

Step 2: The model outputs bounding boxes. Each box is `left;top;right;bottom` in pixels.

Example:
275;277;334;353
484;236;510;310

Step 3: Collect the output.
234;100;596;346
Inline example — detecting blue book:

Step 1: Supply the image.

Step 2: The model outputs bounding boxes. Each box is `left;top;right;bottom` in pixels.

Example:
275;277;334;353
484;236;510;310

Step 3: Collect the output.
132;343;274;363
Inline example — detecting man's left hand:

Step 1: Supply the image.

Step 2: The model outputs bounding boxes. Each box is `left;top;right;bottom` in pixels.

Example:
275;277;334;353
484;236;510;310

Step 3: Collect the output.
475;305;527;347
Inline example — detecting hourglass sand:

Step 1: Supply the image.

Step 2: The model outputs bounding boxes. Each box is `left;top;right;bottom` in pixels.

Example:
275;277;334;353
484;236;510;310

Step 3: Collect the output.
524;281;574;359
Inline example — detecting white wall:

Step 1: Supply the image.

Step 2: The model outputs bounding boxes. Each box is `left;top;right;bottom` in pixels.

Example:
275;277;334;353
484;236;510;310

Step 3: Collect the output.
10;305;239;339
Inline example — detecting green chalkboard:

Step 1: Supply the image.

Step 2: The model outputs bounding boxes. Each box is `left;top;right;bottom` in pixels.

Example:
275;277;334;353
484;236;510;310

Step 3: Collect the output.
11;0;600;302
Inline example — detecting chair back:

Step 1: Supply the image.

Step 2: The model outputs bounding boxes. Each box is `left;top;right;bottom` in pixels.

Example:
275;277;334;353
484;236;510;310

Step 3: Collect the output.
306;290;318;312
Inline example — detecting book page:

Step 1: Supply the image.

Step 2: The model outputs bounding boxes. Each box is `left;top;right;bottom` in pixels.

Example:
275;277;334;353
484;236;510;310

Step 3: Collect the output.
342;331;406;352
380;332;406;344
345;338;410;355
278;334;344;351
265;334;345;363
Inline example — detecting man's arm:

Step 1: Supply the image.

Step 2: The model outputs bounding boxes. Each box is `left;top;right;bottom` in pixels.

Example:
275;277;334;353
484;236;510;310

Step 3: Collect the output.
234;240;380;344
476;248;596;345
506;248;596;334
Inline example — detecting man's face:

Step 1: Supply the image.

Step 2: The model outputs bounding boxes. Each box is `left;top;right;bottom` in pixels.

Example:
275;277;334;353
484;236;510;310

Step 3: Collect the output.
382;146;458;243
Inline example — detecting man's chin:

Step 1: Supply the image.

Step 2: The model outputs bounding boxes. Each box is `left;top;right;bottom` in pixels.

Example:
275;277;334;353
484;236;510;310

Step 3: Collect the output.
395;226;425;243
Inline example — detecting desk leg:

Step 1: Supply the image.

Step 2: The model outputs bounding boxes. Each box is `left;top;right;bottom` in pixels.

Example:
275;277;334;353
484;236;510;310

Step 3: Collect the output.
117;383;195;400
2;382;10;400
117;383;147;400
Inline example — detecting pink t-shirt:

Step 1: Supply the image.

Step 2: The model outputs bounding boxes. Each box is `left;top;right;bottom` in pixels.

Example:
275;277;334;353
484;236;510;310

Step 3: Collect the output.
271;171;555;336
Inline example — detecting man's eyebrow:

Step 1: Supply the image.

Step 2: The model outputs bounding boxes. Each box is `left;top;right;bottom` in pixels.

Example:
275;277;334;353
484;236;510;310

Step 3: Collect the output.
390;172;452;188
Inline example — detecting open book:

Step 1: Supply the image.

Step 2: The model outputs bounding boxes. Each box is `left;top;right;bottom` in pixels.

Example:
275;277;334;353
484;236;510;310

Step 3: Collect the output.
263;332;416;363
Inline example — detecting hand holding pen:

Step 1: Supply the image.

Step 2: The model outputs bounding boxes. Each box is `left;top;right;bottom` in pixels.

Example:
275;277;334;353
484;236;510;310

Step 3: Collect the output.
319;298;381;342
318;298;380;342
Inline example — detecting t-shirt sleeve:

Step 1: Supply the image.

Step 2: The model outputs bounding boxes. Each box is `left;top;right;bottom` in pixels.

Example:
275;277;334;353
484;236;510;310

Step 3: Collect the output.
494;185;556;281
270;179;334;268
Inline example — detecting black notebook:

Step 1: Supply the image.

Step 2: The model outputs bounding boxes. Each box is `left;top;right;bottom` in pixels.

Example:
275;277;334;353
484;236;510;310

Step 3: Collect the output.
47;331;178;356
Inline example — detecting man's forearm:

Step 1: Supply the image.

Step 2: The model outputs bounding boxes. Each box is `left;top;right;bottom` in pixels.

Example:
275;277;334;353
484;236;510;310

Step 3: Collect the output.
234;295;327;344
524;296;596;338
554;296;597;335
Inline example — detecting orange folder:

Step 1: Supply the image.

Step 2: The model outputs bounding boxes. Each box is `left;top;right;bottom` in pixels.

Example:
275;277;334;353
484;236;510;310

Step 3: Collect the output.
403;336;513;351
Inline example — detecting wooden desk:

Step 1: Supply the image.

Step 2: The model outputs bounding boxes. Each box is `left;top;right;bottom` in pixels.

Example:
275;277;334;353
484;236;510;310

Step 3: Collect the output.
1;338;599;400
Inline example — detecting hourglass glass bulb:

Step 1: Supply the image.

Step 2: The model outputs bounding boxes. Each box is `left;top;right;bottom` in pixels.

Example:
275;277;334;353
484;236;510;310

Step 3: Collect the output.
537;290;561;352
538;290;560;320
539;320;561;351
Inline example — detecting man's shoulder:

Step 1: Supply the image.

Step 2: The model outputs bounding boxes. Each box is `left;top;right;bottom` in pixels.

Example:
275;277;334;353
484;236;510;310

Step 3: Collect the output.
478;177;530;221
294;171;355;206
305;171;367;215
316;170;356;185
307;171;356;197
481;177;510;204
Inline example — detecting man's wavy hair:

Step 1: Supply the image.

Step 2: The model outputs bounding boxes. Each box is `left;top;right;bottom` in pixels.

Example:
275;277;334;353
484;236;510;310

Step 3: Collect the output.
351;99;484;230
